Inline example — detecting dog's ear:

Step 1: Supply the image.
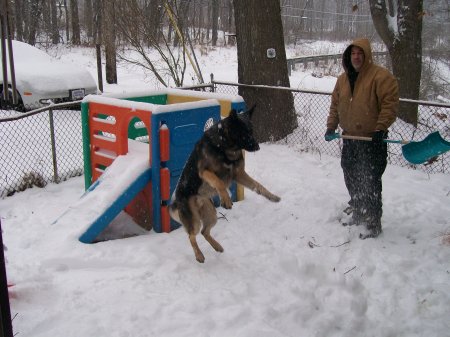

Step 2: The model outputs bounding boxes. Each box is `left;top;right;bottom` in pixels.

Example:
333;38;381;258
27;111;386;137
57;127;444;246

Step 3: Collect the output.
246;104;256;119
229;109;238;119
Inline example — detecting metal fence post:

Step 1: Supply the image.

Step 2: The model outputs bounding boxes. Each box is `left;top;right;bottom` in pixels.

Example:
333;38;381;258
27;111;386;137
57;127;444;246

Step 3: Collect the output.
210;73;215;92
0;219;14;337
48;107;59;183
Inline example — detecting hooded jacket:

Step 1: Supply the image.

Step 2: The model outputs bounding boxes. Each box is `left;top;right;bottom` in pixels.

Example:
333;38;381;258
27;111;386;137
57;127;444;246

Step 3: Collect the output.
327;38;398;137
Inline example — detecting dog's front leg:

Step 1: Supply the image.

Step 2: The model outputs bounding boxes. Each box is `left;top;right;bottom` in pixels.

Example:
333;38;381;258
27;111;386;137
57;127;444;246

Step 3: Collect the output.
235;170;281;202
200;169;233;209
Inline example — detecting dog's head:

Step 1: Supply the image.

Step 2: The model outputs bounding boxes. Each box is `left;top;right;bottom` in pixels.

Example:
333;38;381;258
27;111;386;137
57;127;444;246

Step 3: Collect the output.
225;105;260;152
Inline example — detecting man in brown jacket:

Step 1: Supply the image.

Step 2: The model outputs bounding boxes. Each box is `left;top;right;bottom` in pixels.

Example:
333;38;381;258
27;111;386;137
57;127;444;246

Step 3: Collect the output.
325;38;399;239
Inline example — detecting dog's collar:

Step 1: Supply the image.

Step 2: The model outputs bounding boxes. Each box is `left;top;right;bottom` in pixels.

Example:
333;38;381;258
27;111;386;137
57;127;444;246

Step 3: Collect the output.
224;149;242;162
204;132;241;163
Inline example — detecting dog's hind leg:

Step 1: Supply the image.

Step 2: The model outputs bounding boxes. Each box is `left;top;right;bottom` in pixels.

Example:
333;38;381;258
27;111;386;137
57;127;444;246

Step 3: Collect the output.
202;226;224;253
200;199;224;253
183;198;206;263
189;234;205;263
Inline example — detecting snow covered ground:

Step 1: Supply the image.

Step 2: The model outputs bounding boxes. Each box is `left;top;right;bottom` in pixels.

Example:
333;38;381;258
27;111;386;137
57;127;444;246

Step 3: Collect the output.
1;42;450;337
2;143;450;337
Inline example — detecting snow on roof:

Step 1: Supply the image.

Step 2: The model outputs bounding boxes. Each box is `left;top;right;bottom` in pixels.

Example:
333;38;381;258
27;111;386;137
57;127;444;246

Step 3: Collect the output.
83;94;220;115
82;95;156;112
165;88;244;103
101;90;166;100
152;98;220;114
101;87;243;103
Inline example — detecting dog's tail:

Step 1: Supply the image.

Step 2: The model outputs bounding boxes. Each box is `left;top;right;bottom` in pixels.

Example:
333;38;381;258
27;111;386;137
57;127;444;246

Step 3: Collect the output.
169;201;182;225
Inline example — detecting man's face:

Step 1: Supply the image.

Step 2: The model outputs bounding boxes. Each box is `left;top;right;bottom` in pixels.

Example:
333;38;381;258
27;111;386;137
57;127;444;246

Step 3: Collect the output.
351;46;365;72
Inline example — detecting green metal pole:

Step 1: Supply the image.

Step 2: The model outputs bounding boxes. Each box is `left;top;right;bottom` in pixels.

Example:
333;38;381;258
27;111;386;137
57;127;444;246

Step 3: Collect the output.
81;102;92;190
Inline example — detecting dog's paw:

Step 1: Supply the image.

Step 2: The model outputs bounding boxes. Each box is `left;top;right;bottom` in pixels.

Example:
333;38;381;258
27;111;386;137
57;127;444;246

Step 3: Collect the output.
219;193;233;209
221;199;233;209
268;194;281;202
196;253;205;263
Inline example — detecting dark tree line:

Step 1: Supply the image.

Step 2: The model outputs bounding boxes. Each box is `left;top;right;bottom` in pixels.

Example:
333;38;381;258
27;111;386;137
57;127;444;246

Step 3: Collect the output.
7;1;447;58
6;1;447;51
3;0;449;128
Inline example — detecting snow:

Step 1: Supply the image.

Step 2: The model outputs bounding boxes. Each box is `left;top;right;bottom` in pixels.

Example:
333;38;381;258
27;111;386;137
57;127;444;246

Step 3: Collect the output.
1;43;450;337
165;88;245;103
53;139;150;241
84;95;226;115
152;99;220;114
1;40;97;96
101;88;244;104
83;95;155;112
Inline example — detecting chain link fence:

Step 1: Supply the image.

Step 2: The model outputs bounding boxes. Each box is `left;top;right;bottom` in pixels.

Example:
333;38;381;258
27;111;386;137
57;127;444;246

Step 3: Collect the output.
211;81;450;175
1;102;83;198
1;83;449;198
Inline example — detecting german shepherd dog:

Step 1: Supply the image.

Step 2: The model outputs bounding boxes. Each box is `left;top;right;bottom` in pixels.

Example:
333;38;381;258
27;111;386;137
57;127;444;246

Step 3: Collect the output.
169;106;281;263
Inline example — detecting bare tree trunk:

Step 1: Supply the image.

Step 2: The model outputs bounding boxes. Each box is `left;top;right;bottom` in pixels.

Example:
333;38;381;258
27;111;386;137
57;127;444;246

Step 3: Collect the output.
306;0;313;40
27;0;42;45
211;0;218;46
93;0;102;45
319;0;325;40
172;0;190;48
369;0;423;126
50;0;59;43
93;0;103;92
84;0;94;41
103;0;117;84
70;0;81;44
199;2;205;43
147;0;162;45
234;0;297;142
226;0;234;46
206;2;211;42
335;1;344;41
192;1;200;42
14;0;24;41
64;0;70;42
43;0;51;38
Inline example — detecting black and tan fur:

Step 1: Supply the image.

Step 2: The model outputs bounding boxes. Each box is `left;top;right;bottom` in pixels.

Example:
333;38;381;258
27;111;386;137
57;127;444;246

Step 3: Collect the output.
169;106;281;263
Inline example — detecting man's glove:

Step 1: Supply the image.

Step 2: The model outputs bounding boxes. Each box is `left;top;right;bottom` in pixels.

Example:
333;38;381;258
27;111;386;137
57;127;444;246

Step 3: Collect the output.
324;128;336;142
372;130;386;144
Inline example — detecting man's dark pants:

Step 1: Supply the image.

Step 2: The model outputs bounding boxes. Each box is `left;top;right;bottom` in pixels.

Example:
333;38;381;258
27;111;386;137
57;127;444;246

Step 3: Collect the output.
341;138;387;229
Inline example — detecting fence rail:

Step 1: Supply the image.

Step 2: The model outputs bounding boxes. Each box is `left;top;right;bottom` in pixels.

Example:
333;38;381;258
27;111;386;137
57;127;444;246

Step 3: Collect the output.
286;51;389;75
1;82;449;198
209;80;450;175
